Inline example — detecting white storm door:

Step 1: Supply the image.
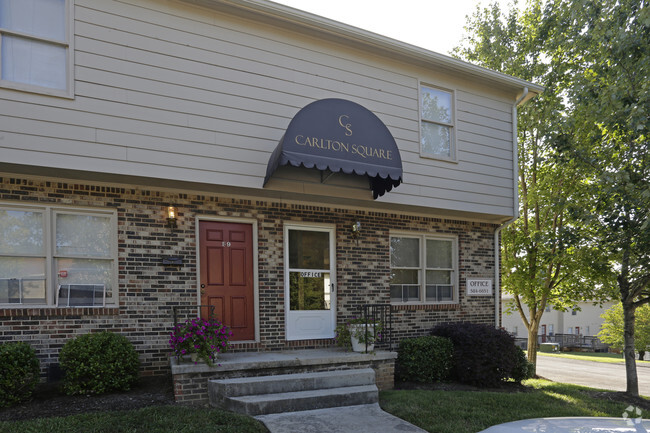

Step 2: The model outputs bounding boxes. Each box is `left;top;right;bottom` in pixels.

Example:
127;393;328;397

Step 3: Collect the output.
284;224;336;340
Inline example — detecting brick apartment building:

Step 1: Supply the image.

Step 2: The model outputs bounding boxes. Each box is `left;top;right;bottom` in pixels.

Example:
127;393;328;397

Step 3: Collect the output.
0;0;542;378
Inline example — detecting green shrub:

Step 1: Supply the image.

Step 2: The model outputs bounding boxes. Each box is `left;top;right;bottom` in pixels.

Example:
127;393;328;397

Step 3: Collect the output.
396;336;453;383
0;341;40;408
431;322;526;387
512;347;535;382
334;322;352;350
59;331;140;395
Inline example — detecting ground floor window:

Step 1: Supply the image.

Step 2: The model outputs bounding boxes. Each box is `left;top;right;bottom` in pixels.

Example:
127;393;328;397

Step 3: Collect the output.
389;233;458;304
0;204;116;307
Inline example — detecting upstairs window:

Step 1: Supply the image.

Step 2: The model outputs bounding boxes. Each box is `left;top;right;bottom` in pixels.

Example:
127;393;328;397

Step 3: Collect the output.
0;0;72;95
390;234;458;304
420;85;455;160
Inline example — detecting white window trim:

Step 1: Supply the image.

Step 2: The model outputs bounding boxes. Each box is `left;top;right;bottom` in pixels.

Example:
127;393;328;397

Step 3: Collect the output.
389;231;459;305
0;202;117;308
0;0;75;98
283;222;337;340
283;222;337;311
418;82;457;162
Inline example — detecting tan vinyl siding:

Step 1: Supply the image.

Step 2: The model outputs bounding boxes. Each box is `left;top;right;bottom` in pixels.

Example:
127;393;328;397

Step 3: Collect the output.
0;0;518;219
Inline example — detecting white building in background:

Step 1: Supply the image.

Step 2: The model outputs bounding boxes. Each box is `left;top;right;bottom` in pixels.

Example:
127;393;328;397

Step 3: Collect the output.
501;295;616;339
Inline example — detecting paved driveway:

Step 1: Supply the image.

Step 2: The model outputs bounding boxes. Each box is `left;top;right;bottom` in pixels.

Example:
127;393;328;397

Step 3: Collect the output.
536;355;650;396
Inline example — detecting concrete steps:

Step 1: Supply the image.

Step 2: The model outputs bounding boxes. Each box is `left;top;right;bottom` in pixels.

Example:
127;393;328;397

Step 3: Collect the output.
208;368;378;415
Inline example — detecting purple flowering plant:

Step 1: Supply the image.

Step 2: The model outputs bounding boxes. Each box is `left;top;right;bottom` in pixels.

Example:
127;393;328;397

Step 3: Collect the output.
169;318;232;366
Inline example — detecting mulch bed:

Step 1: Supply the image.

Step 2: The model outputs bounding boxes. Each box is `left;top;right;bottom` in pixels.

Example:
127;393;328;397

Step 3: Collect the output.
0;375;176;422
587;390;650;411
395;380;531;393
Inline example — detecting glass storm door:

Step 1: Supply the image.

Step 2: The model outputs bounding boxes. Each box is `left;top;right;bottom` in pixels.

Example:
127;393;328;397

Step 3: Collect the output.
285;225;336;340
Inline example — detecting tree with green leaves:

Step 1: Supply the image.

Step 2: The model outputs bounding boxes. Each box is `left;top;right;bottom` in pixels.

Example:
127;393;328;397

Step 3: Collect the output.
599;303;650;360
455;0;613;372
542;0;649;396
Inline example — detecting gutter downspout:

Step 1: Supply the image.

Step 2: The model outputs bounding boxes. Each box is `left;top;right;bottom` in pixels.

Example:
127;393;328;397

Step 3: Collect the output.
495;87;529;328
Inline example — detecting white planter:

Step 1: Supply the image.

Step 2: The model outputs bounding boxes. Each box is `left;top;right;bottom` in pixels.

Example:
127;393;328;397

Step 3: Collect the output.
349;324;375;353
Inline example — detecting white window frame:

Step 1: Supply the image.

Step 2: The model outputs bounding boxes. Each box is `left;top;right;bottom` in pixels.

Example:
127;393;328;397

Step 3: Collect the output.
0;202;117;308
284;222;337;340
389;232;459;305
419;83;456;162
0;0;74;98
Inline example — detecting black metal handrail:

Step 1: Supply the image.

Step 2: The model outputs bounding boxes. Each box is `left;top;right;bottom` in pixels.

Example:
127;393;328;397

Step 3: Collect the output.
172;305;216;328
358;303;393;350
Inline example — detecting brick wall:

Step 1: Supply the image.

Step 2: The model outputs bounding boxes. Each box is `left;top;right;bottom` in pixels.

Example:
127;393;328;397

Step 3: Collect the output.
0;175;498;378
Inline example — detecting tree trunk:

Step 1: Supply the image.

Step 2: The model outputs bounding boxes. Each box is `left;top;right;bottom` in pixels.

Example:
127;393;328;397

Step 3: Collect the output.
623;301;639;396
527;323;539;375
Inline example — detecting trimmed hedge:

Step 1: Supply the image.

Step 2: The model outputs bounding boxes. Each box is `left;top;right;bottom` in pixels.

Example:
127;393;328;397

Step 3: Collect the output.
431;322;529;387
59;331;140;396
396;335;453;383
0;341;40;408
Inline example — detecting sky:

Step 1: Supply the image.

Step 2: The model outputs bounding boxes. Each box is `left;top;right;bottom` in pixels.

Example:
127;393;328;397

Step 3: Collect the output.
271;0;516;56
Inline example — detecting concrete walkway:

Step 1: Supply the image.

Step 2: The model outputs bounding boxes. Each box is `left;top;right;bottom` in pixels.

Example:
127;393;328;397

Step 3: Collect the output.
255;403;427;433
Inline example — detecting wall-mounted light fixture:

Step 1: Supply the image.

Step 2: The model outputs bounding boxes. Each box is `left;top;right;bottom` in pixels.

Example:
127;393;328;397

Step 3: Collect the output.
351;221;361;241
166;206;178;229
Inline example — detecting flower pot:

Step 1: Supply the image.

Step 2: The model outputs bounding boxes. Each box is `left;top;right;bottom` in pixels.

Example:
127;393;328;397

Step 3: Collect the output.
188;351;218;365
349;324;375;353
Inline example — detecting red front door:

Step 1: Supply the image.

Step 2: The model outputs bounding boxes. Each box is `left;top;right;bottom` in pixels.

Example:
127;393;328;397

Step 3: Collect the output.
199;221;255;341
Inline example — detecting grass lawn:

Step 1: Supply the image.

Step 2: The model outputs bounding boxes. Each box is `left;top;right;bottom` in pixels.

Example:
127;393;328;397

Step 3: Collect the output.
0;405;268;433
2;379;646;433
379;379;643;433
539;351;650;364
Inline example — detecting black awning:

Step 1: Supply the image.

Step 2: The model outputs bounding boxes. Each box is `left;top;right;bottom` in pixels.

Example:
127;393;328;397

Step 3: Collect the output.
264;99;403;199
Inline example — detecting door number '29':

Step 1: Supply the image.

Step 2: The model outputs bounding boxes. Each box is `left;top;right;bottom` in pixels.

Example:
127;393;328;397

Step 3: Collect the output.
222;242;231;247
